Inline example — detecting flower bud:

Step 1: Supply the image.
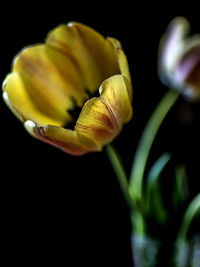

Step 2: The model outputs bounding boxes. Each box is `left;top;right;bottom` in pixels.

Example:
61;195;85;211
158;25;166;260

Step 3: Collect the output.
158;17;200;100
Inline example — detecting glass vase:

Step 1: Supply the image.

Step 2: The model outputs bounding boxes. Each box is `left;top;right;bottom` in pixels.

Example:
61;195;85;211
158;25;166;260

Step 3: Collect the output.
131;234;200;267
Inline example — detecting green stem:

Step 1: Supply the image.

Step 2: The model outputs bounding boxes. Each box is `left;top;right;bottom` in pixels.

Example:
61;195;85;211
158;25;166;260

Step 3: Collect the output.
105;144;134;211
129;90;180;203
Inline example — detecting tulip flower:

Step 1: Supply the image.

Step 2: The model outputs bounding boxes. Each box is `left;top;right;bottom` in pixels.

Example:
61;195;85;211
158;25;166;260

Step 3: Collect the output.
2;22;133;155
158;17;200;100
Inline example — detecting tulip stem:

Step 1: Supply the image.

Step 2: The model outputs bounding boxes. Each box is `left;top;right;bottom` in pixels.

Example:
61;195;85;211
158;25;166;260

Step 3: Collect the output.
105;144;134;211
129;90;180;203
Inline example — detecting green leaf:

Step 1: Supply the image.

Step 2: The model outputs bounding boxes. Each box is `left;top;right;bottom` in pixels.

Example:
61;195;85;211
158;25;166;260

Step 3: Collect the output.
147;153;171;186
173;165;189;208
145;153;171;223
176;193;200;245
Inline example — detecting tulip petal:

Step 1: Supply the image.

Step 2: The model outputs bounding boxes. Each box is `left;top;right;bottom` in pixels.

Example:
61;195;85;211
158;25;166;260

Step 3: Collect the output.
75;97;119;148
75;75;132;148
100;74;133;124
46;22;120;95
11;44;93;126
2;91;24;123
158;17;190;86
3;72;68;126
175;42;200;87
107;37;132;100
24;120;99;155
174;35;200;83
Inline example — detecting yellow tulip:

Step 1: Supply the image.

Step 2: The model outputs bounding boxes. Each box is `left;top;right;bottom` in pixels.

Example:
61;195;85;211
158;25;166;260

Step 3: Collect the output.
158;17;200;100
2;22;133;155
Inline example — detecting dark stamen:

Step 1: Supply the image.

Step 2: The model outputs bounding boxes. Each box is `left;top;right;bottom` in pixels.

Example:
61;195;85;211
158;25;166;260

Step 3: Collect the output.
85;88;100;98
63;88;100;130
63;96;81;130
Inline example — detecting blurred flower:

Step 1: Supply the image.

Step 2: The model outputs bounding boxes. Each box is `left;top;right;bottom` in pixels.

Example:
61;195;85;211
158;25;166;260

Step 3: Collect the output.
2;22;132;155
158;17;200;100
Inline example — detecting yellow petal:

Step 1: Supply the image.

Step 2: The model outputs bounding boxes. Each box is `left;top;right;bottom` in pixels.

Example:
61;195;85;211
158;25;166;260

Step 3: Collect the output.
107;37;133;100
75;96;119;148
24;121;99;156
100;74;133;124
75;75;132;148
2;91;24;123
3;72;66;126
46;22;120;95
12;44;92;126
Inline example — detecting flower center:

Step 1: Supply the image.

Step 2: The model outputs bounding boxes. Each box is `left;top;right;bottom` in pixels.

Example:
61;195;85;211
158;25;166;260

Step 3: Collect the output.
64;87;100;129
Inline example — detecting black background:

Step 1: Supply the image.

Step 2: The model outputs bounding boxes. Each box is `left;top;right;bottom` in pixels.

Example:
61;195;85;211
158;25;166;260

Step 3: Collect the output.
0;2;200;266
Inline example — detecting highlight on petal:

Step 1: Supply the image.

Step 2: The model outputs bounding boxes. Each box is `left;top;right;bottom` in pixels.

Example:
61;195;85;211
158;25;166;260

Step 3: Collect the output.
2;91;24;123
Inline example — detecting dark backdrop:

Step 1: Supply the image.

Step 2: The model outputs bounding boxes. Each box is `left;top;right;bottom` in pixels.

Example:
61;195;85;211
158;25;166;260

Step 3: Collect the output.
0;2;200;266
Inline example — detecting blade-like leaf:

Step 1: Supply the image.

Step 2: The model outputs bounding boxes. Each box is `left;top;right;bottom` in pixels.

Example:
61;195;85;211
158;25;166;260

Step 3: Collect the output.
173;165;189;208
147;153;171;186
176;193;200;245
145;153;171;223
